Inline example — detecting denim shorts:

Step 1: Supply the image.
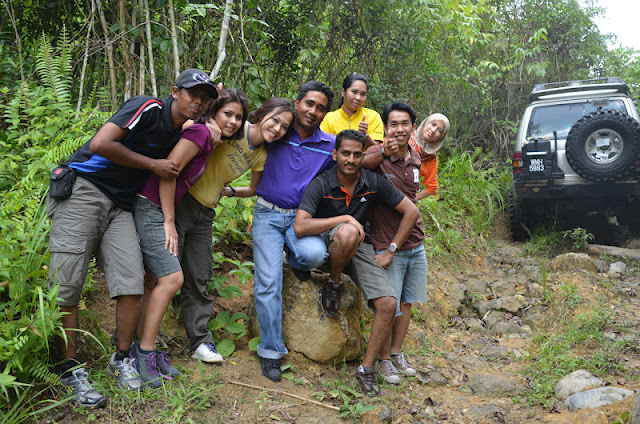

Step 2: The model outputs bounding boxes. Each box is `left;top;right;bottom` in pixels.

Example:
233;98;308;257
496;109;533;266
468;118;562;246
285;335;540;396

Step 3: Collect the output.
48;177;145;305
375;244;427;315
133;196;182;278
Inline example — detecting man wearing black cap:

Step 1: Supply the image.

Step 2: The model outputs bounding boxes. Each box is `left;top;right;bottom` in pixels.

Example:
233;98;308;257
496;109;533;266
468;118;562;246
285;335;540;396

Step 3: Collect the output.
47;68;217;407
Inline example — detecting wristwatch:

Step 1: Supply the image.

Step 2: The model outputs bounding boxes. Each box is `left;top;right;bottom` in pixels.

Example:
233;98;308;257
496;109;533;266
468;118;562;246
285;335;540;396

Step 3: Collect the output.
381;147;391;160
388;242;398;253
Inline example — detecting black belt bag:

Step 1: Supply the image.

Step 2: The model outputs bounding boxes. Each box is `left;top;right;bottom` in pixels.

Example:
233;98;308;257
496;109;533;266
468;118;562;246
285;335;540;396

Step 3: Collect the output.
49;165;77;200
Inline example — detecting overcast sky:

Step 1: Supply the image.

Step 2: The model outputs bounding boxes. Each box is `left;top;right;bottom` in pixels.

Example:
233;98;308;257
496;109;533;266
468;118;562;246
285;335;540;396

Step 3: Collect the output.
593;0;640;51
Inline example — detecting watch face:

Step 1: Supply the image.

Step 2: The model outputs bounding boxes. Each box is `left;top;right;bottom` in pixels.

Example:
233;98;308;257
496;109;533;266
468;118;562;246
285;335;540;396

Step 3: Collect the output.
389;243;398;252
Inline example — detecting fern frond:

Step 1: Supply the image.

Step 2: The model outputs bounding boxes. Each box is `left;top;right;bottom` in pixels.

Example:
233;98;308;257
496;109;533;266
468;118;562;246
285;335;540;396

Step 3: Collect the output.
34;31;71;106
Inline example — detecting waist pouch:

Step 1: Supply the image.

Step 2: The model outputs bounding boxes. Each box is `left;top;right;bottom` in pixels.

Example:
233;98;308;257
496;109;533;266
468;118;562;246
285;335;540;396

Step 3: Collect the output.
49;165;77;200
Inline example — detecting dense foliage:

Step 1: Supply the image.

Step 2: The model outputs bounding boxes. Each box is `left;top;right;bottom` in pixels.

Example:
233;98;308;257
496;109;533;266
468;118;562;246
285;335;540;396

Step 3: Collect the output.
0;0;638;420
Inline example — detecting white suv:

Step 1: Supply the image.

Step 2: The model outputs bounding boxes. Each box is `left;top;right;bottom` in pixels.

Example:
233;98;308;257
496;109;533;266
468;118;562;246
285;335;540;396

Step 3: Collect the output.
509;77;640;240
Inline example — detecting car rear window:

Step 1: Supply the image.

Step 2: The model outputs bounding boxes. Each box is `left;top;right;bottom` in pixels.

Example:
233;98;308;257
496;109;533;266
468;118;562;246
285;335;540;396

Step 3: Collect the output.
526;100;627;139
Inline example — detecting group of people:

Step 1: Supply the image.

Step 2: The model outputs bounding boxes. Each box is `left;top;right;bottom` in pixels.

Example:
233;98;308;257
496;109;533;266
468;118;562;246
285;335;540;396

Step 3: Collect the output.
48;69;450;407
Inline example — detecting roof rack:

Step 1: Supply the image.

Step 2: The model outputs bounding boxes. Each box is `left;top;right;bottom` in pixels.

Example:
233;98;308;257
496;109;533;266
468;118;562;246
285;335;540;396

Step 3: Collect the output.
529;77;630;102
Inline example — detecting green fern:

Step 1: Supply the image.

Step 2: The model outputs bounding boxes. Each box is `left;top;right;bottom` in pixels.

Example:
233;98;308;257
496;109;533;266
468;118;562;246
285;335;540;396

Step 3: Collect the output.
34;28;71;106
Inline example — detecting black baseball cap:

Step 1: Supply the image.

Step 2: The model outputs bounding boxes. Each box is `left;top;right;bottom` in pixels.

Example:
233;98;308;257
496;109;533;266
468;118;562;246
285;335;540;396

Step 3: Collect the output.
175;68;218;98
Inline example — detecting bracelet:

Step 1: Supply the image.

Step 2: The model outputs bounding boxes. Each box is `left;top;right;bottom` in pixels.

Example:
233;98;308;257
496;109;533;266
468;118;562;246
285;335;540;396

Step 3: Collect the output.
229;186;236;197
381;147;391;160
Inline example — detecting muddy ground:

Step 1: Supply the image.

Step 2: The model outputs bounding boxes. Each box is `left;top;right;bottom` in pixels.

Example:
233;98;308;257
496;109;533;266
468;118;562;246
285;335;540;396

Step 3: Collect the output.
48;215;640;424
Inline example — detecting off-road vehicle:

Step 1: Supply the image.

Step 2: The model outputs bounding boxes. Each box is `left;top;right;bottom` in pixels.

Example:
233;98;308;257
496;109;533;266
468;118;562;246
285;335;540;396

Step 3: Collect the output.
509;77;640;241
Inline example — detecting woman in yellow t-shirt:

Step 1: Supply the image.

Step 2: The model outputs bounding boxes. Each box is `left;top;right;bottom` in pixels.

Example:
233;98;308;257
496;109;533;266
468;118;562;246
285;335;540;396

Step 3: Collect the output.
175;91;295;363
320;73;383;148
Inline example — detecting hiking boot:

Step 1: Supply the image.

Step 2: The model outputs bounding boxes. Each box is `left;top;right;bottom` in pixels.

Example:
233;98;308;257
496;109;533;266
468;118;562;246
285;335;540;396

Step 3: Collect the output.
191;342;224;363
60;367;106;408
260;357;282;382
107;353;144;391
355;365;380;396
292;267;311;282
375;359;401;384
131;343;164;389
391;352;417;376
321;279;343;316
156;349;180;378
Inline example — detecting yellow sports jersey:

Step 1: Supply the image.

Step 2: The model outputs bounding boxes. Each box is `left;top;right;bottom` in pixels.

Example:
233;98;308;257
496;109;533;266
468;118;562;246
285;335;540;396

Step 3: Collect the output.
189;121;266;208
320;106;384;142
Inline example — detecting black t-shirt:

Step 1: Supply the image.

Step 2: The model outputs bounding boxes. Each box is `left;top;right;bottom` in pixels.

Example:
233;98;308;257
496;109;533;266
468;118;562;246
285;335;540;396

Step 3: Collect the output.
298;167;405;225
67;95;181;211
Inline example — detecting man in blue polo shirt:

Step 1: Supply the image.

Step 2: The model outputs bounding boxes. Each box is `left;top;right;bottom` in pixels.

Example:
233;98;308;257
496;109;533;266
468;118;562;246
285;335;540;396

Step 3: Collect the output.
48;69;217;407
252;81;335;382
293;129;420;396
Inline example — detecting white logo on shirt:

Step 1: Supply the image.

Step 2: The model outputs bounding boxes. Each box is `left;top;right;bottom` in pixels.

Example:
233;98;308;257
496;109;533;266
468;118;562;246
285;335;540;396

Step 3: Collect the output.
360;197;367;203
413;169;420;183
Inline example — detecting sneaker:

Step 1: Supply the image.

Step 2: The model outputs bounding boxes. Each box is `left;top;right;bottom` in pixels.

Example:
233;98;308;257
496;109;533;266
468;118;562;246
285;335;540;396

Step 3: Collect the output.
156;349;180;378
107;353;144;391
292;267;311;281
191;342;224;363
260;357;282;382
131;343;164;389
391;352;417;376
375;359;401;384
355;365;380;396
60;368;106;408
321;279;343;316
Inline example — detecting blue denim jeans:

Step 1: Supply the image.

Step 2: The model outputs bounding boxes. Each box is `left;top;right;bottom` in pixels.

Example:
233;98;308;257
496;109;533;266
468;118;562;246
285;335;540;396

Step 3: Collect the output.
251;204;328;359
375;244;427;316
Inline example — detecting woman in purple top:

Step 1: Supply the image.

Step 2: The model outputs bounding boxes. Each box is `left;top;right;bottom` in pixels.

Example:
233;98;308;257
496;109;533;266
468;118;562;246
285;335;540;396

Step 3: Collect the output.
131;110;215;387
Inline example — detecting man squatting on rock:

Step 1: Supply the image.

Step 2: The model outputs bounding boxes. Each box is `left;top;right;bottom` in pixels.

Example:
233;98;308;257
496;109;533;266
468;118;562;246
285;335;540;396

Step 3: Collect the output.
293;129;420;396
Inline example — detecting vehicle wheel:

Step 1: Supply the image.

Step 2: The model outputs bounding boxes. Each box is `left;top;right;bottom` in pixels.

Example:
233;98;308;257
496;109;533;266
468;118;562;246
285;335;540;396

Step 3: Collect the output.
509;189;530;241
566;110;640;182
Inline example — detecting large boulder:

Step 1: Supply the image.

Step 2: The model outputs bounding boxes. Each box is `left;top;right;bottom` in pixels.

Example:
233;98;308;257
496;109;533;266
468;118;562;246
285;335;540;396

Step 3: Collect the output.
549;253;598;274
249;268;365;363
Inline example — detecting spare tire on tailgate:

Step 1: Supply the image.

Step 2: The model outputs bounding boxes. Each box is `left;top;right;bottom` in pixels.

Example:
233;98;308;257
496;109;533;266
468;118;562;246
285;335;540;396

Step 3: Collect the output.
566;110;640;182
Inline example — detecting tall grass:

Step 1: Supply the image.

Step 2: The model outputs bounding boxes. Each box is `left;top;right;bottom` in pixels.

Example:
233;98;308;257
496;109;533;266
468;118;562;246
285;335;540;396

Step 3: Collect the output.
421;147;508;256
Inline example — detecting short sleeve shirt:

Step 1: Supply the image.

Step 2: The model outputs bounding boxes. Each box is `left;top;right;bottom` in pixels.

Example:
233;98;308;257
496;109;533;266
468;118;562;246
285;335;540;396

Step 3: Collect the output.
139;124;211;206
67;95;181;211
408;132;439;195
298;167;405;226
366;144;424;251
256;126;336;209
189;121;267;209
320;106;384;142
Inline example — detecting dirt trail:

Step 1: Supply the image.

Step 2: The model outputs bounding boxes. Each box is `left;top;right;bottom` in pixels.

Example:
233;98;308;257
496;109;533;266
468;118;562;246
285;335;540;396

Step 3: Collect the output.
66;229;640;424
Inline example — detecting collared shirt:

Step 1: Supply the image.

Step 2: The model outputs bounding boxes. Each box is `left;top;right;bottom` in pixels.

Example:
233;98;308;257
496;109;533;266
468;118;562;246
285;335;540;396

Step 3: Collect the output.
67;95;181;211
320;106;384;142
189;121;266;209
256;126;336;209
408;132;439;195
139;124;211;207
366;144;424;251
298;166;404;226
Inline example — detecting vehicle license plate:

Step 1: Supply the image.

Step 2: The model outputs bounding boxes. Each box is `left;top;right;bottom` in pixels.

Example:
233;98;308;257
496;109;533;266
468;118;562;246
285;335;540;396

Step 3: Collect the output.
528;158;545;172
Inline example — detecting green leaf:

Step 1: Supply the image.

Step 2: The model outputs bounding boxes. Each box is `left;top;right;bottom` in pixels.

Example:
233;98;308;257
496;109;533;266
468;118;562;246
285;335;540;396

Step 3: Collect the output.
248;337;261;351
225;322;246;334
216;338;235;357
207;318;224;332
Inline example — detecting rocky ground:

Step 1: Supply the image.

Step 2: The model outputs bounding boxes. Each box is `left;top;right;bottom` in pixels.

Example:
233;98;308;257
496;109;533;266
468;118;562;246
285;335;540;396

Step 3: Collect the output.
54;221;640;424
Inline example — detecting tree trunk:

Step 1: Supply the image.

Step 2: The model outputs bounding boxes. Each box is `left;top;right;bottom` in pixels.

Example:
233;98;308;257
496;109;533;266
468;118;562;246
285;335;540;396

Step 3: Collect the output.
167;0;180;79
142;0;158;97
94;0;118;108
77;0;96;115
130;0;139;95
120;0;134;101
4;0;24;81
211;0;233;81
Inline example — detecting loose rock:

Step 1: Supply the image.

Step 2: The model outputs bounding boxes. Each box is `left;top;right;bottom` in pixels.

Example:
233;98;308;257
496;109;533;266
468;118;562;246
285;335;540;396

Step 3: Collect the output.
554;369;604;401
563;387;633;411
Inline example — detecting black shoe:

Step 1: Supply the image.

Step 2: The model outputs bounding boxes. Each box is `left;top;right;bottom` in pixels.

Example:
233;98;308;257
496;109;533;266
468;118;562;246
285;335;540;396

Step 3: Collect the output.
260;357;282;382
321;279;343;316
355;366;380;396
292;268;311;281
